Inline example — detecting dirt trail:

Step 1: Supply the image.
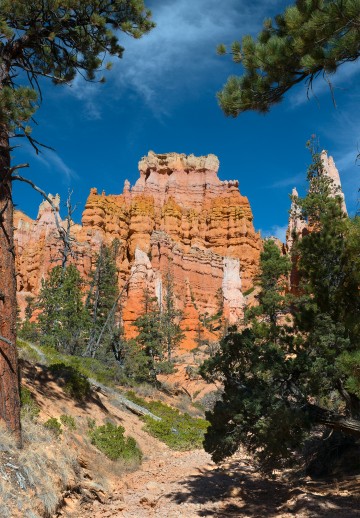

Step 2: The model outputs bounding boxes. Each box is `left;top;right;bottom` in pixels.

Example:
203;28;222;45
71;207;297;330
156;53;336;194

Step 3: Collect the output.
79;442;360;518
20;350;360;518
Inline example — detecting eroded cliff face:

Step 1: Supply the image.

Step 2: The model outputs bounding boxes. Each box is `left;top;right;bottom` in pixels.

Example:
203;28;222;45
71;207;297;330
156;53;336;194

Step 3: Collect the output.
15;151;261;348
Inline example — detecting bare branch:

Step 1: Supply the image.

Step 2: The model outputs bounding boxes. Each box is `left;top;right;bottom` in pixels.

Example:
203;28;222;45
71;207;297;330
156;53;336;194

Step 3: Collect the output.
10;163;29;173
11;174;64;236
0;335;15;348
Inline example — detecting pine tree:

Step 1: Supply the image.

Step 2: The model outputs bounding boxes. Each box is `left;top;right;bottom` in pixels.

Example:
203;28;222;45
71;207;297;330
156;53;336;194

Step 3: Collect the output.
18;295;38;342
217;1;360;116
161;270;184;362
0;1;154;437
134;287;164;383
38;265;89;355
85;243;120;358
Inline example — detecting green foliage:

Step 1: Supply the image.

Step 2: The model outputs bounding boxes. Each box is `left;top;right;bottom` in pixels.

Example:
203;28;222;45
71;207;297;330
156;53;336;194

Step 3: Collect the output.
125;391;209;450
18;296;39;342
134;288;164;382
20;386;40;420
217;1;360;115
49;363;91;400
87;418;96;430
38;265;89;355
201;145;360;472
44;418;62;437
36;342;124;386
60;414;76;430
89;422;142;462
18;320;39;342
337;351;360;398
85;243;121;359
0;0;154;137
243;286;255;297
161;270;184;362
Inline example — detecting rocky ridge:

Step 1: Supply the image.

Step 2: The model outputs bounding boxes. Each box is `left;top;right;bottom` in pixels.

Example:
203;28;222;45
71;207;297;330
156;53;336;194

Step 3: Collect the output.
15;151;261;348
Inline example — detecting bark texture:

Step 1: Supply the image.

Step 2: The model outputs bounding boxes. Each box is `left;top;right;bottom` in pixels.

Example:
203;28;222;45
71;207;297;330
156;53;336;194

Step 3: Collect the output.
0;135;21;441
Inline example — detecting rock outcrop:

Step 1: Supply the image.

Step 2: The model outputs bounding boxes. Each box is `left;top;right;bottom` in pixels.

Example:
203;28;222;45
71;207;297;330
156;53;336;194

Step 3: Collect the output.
15;151;261;348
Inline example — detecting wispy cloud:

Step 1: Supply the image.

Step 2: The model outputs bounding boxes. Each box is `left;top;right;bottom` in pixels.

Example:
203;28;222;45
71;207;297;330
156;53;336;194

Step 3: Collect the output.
60;0;279;116
114;0;274;113
270;172;305;189
320;107;360;215
28;146;77;182
68;77;103;120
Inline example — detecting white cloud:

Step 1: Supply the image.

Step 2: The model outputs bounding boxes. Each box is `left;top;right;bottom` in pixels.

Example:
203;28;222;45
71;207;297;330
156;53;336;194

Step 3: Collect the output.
261;224;288;243
29;146;77;181
60;0;279;116
270;172;305;189
68;77;102;120
113;0;273;112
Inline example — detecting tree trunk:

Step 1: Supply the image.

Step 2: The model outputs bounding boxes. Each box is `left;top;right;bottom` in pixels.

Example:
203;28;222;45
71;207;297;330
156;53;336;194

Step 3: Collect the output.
0;133;22;444
307;403;360;438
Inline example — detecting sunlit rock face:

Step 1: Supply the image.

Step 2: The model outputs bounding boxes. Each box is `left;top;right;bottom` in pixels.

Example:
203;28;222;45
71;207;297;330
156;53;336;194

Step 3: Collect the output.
15;151;261;348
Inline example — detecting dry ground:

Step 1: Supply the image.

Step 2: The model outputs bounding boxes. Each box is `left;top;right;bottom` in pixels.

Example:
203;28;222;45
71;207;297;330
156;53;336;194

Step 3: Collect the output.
16;360;360;518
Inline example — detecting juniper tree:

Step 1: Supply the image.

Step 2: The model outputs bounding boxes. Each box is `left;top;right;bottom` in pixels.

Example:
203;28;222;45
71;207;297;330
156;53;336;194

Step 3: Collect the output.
201;148;360;472
201;240;293;470
217;0;360;116
0;0;154;437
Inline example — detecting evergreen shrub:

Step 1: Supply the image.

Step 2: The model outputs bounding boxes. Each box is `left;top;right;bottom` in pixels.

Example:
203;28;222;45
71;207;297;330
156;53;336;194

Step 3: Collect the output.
89;422;142;462
126;391;209;450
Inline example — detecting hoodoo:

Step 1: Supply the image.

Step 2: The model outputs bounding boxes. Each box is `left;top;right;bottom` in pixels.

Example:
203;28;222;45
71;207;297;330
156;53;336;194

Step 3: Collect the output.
15;152;261;348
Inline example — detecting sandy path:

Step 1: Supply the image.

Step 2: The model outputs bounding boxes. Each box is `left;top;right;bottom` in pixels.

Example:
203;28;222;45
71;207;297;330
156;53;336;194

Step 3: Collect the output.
79;442;360;518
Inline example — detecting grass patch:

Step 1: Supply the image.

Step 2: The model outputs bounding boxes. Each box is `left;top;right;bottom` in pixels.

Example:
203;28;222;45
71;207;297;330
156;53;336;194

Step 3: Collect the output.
126;391;209;450
90;422;142;462
41;344;119;386
44;417;62;437
20;386;40;420
60;414;76;430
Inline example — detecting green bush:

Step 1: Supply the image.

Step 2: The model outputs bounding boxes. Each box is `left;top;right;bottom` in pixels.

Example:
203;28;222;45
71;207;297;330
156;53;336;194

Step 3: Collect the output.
20;386;40;420
89;422;142;462
126;391;209;450
60;414;76;430
49;363;91;400
44;418;62;437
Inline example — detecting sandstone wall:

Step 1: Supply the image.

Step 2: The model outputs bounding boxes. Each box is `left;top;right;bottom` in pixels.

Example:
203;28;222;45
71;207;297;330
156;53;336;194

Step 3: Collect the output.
15;151;261;348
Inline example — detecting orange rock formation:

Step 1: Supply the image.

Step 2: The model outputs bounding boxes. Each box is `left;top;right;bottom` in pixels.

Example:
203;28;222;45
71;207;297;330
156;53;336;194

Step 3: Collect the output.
15;151;261;349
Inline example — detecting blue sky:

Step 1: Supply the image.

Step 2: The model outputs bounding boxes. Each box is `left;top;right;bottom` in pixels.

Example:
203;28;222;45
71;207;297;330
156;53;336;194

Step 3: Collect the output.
13;0;360;242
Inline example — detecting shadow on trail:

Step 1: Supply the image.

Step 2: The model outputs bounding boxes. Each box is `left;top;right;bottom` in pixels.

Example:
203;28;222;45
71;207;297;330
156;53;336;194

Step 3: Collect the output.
168;458;360;517
21;361;109;413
